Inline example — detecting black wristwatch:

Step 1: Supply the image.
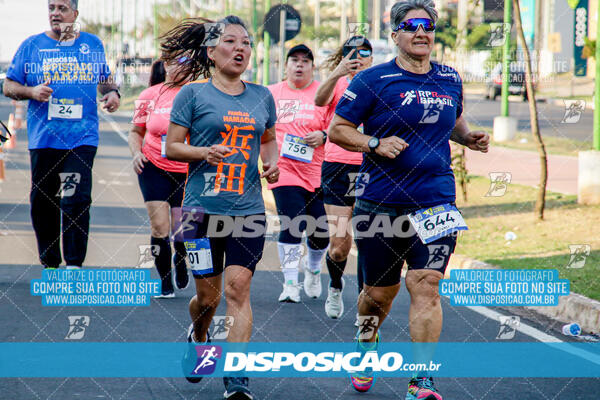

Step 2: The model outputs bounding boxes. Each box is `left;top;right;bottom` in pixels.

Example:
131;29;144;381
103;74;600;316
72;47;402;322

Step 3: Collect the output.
321;130;327;142
367;136;380;153
106;88;121;99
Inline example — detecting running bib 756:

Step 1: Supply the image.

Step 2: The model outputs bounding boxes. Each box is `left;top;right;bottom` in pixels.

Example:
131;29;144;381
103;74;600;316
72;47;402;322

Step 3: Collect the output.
48;97;83;120
408;203;468;244
184;238;213;276
281;133;314;163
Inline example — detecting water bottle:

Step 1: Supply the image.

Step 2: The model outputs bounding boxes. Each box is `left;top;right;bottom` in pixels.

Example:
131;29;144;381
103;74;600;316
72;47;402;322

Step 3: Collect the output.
562;323;581;336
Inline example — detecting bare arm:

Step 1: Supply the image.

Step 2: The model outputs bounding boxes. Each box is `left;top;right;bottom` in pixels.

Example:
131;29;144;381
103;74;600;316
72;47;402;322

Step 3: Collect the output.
329;114;409;159
450;115;489;152
165;122;208;163
314;73;341;107
260;126;280;183
3;78;53;101
128;125;148;174
314;50;361;106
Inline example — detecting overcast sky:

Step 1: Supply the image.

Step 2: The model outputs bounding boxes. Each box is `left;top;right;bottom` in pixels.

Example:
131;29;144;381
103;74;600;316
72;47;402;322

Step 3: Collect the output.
1;0;50;62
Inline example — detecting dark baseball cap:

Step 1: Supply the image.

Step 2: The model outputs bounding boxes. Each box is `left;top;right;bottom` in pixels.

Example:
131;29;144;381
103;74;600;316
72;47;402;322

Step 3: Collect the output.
286;44;314;61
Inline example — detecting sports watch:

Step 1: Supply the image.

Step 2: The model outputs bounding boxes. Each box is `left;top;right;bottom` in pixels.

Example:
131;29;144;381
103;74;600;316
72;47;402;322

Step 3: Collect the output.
367;136;380;153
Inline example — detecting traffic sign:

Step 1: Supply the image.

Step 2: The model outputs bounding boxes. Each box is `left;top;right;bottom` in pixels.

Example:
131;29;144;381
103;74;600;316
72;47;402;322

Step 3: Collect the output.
263;4;302;43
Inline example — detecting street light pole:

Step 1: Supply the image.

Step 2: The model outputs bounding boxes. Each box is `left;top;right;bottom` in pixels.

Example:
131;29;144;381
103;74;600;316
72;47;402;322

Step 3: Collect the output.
263;0;271;85
594;0;600;150
252;0;258;83
501;0;512;117
357;0;367;35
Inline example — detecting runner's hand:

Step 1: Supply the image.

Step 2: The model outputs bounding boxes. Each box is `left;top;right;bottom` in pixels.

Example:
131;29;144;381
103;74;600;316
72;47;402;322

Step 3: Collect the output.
132;151;148;174
101;91;120;113
261;161;279;183
206;145;230;166
30;80;53;102
305;131;325;148
464;130;489;153
375;136;409;159
333;50;362;77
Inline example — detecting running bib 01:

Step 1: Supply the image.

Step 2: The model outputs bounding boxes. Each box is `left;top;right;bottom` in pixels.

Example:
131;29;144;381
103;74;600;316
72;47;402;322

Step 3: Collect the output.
280;133;314;163
48;97;83;120
184;238;213;275
408;203;468;244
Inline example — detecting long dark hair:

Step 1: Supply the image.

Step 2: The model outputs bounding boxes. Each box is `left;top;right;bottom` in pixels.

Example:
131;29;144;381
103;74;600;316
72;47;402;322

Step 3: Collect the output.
322;36;372;72
160;15;250;86
149;60;166;86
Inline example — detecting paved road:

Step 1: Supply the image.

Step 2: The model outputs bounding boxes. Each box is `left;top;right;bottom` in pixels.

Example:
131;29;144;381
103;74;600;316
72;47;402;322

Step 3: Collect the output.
0;97;599;399
463;94;593;143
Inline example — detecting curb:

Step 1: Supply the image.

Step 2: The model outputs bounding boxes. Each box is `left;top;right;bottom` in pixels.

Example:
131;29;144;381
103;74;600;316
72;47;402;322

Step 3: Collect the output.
446;254;600;333
550;98;594;110
262;185;600;333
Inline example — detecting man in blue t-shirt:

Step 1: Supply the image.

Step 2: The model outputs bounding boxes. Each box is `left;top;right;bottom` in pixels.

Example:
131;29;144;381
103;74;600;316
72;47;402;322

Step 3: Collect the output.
3;0;120;269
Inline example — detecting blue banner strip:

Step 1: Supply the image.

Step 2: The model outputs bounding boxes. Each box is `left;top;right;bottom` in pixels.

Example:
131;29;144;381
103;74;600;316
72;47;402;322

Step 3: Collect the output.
1;342;599;378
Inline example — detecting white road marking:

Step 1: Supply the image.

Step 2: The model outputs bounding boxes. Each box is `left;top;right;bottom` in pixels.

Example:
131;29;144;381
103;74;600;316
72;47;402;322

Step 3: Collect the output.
99;112;128;142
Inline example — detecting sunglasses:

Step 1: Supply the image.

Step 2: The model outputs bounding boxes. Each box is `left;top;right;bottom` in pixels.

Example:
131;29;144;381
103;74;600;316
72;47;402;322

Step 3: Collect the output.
393;18;436;33
0;120;12;146
357;49;372;57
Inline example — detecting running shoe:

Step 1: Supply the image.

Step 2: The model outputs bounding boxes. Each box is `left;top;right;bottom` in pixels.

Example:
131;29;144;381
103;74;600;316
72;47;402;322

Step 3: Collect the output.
66;265;81;270
349;332;379;392
173;254;189;290
325;278;344;318
405;377;442;400
278;282;301;303
182;323;210;383
223;376;253;399
302;259;322;298
154;290;175;299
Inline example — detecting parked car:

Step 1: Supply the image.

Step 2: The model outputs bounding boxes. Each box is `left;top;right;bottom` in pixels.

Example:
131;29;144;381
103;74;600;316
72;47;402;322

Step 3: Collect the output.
485;62;533;101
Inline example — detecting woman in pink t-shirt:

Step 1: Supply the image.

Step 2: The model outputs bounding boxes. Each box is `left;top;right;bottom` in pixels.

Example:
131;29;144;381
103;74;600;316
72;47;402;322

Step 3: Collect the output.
268;44;331;303
314;36;373;320
128;56;190;298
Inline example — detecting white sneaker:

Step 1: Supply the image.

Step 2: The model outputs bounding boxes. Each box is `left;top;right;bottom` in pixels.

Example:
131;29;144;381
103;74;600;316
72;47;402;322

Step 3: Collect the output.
325;278;344;319
302;260;322;298
278;282;301;303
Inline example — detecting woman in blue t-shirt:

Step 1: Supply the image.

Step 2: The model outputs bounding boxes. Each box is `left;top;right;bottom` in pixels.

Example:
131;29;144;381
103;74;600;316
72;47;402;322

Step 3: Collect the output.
163;16;279;399
329;1;489;398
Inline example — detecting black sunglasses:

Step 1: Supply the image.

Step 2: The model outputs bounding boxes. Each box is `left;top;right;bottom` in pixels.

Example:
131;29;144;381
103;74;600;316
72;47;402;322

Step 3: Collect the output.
0;120;12;146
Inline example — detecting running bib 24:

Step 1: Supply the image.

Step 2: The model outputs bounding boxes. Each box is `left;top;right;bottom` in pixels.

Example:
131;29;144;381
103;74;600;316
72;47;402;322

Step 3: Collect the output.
48;97;83;120
185;238;213;275
408;203;468;244
280;133;314;163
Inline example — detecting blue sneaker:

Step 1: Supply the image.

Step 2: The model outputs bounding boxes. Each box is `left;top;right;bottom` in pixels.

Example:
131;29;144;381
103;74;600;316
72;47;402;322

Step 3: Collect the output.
182;323;210;383
223;376;254;399
349;332;380;392
405;377;442;400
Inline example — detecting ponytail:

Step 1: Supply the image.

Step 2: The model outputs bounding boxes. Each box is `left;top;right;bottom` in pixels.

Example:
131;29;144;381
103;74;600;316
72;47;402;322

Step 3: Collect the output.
159;15;251;86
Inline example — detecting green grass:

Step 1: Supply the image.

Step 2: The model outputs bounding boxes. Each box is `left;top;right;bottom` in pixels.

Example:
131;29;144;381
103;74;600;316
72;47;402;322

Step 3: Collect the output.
455;176;600;300
468;124;592;157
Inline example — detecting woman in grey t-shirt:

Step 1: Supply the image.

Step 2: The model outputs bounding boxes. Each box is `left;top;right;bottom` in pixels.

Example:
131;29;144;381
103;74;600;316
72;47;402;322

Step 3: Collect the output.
163;15;279;399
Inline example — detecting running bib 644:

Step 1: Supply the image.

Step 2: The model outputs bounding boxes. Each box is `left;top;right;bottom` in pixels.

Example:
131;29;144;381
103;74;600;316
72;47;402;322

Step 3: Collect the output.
48;97;83;120
408;204;468;244
281;133;314;163
184;238;213;275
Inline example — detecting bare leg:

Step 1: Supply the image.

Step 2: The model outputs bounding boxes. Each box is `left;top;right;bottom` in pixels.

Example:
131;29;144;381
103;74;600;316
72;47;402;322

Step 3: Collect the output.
189;274;222;342
223;265;253;342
